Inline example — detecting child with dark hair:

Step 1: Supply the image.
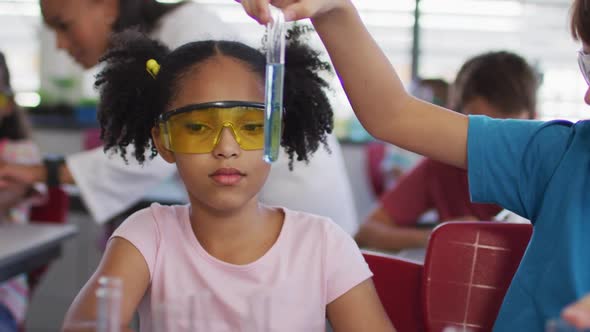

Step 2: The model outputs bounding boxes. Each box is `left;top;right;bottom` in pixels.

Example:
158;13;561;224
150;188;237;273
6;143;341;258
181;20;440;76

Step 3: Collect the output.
62;29;394;332
355;51;537;253
241;0;590;330
0;0;358;236
0;52;45;332
40;0;195;69
449;51;538;120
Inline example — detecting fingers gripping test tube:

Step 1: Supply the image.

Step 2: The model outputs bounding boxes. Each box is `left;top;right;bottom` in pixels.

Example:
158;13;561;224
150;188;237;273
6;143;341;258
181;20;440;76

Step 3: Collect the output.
263;7;286;163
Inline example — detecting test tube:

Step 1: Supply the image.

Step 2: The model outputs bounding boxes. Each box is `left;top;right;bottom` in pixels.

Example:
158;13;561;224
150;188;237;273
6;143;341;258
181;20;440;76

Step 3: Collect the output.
152;291;213;332
263;6;286;163
96;276;123;332
244;292;273;332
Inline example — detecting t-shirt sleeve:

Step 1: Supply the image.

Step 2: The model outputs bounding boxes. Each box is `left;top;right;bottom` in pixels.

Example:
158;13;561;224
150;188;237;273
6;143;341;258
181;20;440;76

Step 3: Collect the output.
324;222;373;304
380;159;433;226
110;206;161;280
467;115;573;221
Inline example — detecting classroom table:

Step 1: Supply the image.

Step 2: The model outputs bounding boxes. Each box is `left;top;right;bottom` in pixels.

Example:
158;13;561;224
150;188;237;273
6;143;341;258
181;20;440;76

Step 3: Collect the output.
0;223;78;283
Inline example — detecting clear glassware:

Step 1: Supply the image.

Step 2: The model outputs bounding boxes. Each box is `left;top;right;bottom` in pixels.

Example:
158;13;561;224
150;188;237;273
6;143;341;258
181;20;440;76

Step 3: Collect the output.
95;276;123;332
243;292;273;332
263;6;286;163
241;290;325;332
152;292;214;332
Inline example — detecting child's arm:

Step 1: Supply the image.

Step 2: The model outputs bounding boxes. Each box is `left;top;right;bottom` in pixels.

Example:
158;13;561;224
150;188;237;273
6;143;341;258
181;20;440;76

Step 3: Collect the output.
327;279;396;332
0;179;30;214
0;162;74;188
355;160;434;251
62;237;150;331
241;0;469;168
355;207;431;252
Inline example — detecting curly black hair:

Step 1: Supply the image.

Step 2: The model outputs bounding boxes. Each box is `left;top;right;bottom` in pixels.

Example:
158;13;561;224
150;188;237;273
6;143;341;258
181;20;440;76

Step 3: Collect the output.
113;0;187;34
95;26;334;169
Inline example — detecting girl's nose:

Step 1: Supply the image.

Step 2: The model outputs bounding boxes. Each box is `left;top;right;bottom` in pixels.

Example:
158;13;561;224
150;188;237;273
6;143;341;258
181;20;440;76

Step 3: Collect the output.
212;127;241;158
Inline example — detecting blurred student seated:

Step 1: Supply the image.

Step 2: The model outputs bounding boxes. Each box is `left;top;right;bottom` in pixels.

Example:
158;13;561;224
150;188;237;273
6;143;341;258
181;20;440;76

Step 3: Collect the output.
355;51;539;252
370;78;448;198
0;51;46;332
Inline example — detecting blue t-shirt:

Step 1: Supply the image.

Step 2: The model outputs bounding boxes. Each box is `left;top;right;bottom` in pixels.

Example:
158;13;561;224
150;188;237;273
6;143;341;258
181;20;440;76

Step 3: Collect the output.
468;115;590;332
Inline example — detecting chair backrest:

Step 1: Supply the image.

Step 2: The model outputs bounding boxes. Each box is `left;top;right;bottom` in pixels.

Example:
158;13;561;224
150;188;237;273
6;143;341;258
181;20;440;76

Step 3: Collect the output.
29;187;70;224
422;222;532;332
363;250;425;332
365;141;387;197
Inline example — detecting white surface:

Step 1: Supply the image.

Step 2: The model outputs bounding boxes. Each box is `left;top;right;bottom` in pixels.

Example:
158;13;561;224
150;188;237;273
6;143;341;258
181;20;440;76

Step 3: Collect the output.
62;176;188;205
0;223;78;264
395;248;427;264
66;146;178;225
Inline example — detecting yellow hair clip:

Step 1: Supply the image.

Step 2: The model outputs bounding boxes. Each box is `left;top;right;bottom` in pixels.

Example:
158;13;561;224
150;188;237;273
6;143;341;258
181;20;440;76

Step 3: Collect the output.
146;59;160;79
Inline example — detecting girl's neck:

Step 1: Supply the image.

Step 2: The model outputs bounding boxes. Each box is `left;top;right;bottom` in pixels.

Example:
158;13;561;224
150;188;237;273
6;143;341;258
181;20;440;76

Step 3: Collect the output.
188;198;284;265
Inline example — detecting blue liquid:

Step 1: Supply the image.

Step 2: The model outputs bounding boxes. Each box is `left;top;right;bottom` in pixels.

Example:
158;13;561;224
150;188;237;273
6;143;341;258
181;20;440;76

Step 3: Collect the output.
263;63;285;163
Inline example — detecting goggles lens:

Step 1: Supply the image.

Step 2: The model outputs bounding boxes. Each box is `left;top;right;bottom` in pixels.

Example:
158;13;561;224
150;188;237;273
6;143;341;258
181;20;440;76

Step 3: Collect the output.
578;50;590;86
0;93;10;109
158;102;265;154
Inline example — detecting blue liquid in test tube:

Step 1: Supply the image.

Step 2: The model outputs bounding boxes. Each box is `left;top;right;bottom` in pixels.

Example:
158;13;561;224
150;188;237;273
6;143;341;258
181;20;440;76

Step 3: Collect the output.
264;63;284;163
263;8;286;163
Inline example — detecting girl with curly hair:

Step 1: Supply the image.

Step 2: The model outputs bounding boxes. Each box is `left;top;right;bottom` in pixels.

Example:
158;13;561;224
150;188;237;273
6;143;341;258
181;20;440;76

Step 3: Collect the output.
62;28;394;332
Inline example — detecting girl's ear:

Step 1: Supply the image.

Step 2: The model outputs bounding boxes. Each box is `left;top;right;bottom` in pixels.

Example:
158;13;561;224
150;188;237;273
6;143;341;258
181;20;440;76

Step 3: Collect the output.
151;126;176;163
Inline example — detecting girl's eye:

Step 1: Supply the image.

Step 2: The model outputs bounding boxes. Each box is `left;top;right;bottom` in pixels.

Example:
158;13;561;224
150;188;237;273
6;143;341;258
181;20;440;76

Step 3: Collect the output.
241;123;264;133
185;123;210;133
54;20;70;32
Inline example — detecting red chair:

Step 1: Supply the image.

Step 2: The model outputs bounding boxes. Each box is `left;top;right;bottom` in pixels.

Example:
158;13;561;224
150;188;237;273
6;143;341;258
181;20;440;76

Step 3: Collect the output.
363;222;532;332
365;141;387;197
27;186;70;292
29;187;70;224
363;250;425;332
422;222;532;332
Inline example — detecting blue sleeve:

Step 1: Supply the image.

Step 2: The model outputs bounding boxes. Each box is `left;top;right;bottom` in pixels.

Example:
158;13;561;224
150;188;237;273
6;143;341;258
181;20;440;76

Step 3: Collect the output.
467;115;573;221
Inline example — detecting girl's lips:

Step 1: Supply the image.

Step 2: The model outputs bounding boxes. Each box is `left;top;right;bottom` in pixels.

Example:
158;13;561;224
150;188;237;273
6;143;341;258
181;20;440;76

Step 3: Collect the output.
209;168;245;185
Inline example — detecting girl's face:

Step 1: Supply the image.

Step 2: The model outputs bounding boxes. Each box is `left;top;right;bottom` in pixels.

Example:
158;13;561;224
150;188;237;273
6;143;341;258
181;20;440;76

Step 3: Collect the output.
40;0;118;69
154;56;270;212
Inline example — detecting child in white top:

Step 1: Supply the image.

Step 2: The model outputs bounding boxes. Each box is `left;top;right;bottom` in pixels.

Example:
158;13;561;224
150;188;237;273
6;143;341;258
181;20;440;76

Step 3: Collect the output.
0;51;45;331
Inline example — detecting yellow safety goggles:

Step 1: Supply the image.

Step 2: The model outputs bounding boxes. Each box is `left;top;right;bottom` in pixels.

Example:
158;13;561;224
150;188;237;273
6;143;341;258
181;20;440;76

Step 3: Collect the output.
0;92;12;109
157;101;266;154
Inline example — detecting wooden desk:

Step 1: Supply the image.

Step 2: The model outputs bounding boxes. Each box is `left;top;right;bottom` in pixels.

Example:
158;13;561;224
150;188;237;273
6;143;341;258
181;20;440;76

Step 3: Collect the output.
0;223;78;283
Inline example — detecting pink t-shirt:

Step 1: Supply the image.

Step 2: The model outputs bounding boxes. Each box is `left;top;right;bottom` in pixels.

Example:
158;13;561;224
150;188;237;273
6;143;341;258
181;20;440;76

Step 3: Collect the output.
112;203;372;332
